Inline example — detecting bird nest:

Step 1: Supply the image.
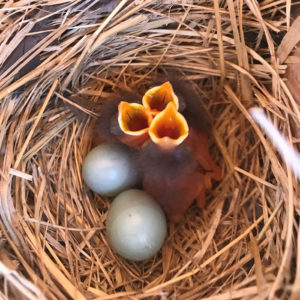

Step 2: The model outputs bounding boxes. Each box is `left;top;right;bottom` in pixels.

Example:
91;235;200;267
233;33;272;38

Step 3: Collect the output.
0;1;299;299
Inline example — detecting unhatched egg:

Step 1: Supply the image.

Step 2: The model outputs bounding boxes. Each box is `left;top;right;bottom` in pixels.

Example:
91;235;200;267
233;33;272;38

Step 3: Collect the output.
106;189;167;261
82;143;139;196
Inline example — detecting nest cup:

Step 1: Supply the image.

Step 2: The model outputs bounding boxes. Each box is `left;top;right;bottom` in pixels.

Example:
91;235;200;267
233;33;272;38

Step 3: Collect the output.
0;1;299;299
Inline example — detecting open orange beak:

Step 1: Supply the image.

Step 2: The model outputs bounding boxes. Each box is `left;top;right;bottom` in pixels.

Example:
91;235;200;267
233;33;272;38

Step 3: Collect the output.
142;81;179;116
149;102;189;151
118;101;153;148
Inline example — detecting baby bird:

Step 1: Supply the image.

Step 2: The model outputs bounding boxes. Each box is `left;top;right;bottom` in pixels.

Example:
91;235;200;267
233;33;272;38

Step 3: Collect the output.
92;89;149;148
164;72;222;181
137;77;221;221
93;77;221;221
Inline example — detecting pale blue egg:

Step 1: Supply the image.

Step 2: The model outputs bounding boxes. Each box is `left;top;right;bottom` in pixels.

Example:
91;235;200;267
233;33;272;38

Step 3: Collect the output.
106;189;167;261
82;143;138;196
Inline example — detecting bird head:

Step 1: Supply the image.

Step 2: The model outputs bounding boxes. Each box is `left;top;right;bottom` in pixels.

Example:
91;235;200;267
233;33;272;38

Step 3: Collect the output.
142;81;179;116
149;102;189;151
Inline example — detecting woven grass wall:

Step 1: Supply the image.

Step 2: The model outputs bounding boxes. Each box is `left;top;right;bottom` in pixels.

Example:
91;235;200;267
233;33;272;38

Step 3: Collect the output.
0;0;299;299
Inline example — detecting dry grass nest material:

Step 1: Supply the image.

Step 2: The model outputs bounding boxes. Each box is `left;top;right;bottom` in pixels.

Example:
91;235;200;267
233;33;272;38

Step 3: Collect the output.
0;0;300;299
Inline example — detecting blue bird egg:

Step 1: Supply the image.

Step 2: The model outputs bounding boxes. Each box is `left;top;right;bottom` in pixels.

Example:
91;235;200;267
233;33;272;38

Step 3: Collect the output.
82;143;139;196
106;189;167;261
